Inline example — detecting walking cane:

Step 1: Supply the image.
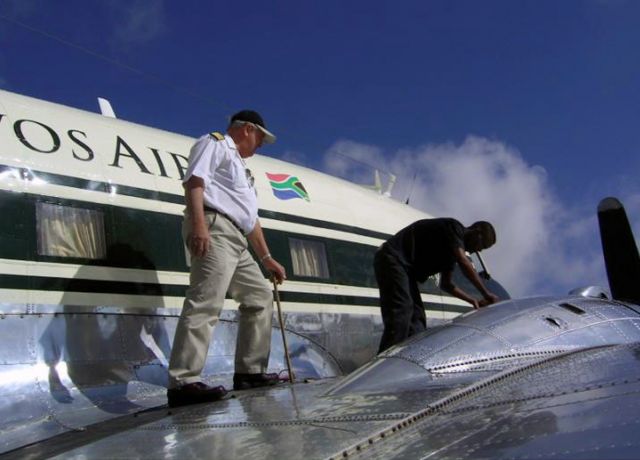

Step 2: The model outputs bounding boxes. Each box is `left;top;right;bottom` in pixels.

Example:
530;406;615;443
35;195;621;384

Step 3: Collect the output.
272;278;295;383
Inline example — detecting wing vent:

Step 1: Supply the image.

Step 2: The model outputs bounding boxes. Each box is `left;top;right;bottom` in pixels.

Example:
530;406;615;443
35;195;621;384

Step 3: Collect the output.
559;302;586;315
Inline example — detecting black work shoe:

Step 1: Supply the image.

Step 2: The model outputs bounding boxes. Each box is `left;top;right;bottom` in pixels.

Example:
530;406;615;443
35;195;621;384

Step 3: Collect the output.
167;382;227;407
233;372;281;390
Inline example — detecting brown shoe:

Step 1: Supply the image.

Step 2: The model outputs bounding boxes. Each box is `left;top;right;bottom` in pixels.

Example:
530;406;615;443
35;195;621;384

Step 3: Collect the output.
167;382;227;407
233;372;281;390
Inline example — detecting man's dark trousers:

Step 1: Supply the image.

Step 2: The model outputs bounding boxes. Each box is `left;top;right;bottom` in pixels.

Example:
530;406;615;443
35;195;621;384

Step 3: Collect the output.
374;246;426;353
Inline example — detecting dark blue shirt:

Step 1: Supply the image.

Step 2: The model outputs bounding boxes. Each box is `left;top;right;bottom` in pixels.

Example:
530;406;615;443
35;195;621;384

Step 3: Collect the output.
384;218;464;282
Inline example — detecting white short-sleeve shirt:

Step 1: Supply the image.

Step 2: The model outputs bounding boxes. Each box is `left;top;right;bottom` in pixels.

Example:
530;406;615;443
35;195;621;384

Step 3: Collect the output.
183;133;258;234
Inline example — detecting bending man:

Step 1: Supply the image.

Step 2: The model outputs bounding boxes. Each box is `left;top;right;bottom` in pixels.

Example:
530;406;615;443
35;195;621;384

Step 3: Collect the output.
375;218;499;353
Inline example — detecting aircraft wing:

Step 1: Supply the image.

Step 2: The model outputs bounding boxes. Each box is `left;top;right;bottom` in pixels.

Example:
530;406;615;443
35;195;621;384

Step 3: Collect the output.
11;339;640;459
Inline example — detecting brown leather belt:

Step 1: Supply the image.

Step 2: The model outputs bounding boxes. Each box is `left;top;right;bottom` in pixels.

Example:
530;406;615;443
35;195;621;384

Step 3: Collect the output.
203;206;244;233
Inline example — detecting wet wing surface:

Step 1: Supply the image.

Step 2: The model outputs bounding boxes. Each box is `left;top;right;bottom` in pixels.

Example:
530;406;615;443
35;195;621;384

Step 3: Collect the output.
336;344;640;459
4;343;640;459
7;378;449;459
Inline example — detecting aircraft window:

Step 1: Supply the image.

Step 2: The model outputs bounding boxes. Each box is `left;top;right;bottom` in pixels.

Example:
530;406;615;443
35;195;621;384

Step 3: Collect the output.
289;237;330;278
36;202;107;259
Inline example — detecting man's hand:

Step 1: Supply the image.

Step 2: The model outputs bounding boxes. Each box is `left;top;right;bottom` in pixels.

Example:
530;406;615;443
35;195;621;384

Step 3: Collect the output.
264;257;286;284
478;293;500;308
187;222;210;258
484;292;499;304
469;298;481;309
183;176;208;258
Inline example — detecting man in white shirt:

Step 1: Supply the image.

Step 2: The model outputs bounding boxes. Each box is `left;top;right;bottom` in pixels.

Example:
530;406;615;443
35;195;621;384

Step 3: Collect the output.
167;110;287;407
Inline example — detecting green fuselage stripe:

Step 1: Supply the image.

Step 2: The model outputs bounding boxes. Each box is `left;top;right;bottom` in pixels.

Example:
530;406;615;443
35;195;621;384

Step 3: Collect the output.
0;164;391;240
0;167;508;303
0;274;468;313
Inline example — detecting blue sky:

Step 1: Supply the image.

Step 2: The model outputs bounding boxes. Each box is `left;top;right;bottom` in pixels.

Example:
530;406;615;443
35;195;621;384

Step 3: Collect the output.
1;0;639;296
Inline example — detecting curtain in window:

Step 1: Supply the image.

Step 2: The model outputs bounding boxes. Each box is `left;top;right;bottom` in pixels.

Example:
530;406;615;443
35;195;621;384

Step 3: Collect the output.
290;238;329;278
37;202;106;259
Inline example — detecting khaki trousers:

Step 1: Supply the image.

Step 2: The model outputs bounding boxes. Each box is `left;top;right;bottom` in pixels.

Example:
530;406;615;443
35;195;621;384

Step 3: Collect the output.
168;212;273;388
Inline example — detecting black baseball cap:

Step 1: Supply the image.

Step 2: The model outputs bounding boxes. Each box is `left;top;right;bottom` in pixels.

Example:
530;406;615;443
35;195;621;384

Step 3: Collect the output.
230;110;276;144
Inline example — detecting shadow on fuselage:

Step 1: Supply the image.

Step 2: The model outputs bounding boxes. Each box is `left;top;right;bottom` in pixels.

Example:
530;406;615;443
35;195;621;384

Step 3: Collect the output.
39;243;171;413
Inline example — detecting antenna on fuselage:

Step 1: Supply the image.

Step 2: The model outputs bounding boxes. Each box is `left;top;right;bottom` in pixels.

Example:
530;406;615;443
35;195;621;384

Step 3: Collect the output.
404;172;417;205
371;170;382;193
98;98;116;118
383;173;396;197
475;251;491;280
368;170;397;197
327;150;397;197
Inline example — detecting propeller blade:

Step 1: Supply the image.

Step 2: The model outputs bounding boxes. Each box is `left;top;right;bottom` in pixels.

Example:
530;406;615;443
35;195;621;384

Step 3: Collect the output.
598;197;640;303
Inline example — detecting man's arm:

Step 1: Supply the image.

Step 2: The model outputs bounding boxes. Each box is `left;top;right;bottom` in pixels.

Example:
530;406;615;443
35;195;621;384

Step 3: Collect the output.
184;176;209;258
247;220;287;284
453;247;500;305
439;270;481;309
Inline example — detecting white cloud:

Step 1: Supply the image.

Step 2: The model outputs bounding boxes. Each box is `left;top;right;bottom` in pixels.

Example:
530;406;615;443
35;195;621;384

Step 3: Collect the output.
278;150;310;168
324;140;387;182
109;0;166;47
323;136;619;297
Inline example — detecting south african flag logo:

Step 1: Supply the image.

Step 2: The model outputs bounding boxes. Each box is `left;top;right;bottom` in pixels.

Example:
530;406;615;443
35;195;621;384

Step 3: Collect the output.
265;173;310;202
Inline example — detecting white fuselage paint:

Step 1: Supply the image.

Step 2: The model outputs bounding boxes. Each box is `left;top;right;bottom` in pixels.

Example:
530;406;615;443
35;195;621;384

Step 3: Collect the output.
0;89;471;326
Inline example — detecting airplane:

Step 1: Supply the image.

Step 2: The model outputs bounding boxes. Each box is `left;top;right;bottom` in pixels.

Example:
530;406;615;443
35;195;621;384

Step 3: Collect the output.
0;89;509;456
2;90;639;460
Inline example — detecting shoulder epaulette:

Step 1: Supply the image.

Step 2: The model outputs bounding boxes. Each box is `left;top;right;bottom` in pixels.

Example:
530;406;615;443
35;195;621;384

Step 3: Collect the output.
209;132;225;141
